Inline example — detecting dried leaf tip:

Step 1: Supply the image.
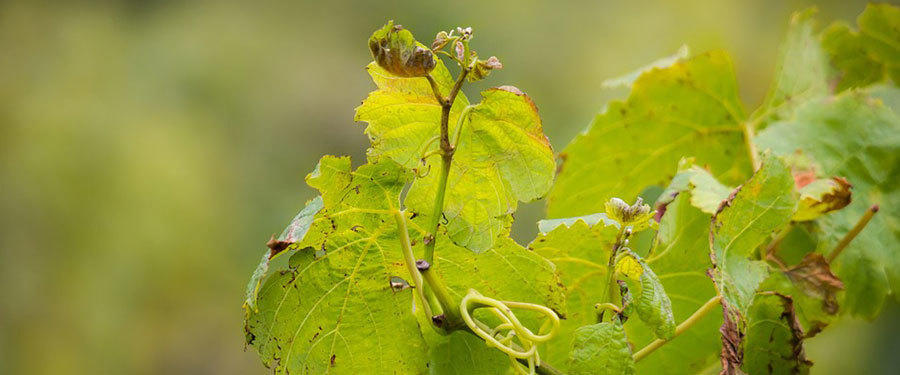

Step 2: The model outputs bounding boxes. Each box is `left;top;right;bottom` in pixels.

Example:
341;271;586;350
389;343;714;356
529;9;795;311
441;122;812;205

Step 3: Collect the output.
368;20;436;77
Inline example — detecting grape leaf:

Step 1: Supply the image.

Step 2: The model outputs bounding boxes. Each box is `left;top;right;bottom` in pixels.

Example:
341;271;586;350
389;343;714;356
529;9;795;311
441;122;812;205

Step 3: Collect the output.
658;161;733;215
548;51;751;218
756;92;900;318
244;156;428;374
424;331;510;375
528;218;619;368
743;293;813;375
630;255;676;339
404;86;555;252
629;192;722;374
601;45;690;89
750;8;831;130
821;4;900;91
710;154;797;315
857;3;900;84
357;42;554;252
244;195;324;312
567;319;636;375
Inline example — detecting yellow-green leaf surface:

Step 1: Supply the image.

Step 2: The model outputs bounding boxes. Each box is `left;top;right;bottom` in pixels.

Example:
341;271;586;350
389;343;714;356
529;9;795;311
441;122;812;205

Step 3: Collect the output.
548;51;751;218
756;92;900;318
821;4;900;90
357;60;554;252
245;156;428;374
750;9;831;130
743;294;812;375
710;155;797;316
629;193;722;374
567;319;636;375
405;86;555;252
528;218;619;369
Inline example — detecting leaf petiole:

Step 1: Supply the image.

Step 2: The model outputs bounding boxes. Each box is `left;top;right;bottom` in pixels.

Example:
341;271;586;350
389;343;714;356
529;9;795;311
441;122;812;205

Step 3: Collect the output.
632;295;722;362
827;204;879;263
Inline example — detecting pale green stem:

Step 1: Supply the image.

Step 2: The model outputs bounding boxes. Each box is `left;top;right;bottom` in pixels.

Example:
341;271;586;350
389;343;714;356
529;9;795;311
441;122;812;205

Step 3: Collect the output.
827;204;879;263
633;295;722;362
742;121;760;170
392;210;434;318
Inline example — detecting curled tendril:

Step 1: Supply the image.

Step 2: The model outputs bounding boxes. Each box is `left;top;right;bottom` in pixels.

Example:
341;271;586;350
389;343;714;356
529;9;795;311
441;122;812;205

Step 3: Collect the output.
459;289;560;375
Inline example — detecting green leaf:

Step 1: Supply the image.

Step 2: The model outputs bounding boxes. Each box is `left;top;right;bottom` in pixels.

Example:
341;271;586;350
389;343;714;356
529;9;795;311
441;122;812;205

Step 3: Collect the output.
743;293;813;375
821;3;900;91
629;193;722;374
756;92;900;318
821;22;886;91
245;156;428;374
425;331;510;375
658;162;734;215
567;319;636;375
629;252;676;340
244;196;323;312
548;51;751;218
528;218;619;368
357;61;555;252
710;154;797;315
407;86;555;252
356;58;466;170
601;45;690;89
537;213;620;234
857;3;900;84
751;8;831;129
429;235;568;323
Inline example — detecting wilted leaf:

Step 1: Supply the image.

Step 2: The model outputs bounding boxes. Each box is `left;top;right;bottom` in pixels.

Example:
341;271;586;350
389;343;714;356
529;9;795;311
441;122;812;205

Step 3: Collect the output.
785;253;845;314
368;21;435;77
793;177;852;221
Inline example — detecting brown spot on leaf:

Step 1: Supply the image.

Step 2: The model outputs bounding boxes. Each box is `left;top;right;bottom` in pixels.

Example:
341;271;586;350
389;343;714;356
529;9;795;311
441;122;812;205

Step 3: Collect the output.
266;234;294;259
785;253;845;314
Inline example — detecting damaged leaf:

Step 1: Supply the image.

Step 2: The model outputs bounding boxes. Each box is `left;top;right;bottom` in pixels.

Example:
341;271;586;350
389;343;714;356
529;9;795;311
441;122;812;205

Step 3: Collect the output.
793;177;852;221
785;253;845;315
743;293;813;375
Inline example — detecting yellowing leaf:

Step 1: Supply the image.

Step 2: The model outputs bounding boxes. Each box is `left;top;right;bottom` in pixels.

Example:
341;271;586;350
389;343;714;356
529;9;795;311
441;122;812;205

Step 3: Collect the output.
615;254;643;280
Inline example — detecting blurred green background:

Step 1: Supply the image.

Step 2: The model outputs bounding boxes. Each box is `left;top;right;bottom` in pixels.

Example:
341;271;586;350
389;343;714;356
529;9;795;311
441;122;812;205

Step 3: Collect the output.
1;0;897;374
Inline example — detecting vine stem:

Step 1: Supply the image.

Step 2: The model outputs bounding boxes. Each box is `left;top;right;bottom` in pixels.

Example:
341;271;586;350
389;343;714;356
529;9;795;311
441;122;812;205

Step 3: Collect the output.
600;227;629;320
742;121;760;170
633;295;722;362
392;210;435;318
827;204;879;263
422;66;470;264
